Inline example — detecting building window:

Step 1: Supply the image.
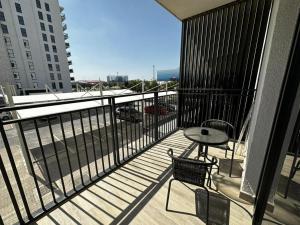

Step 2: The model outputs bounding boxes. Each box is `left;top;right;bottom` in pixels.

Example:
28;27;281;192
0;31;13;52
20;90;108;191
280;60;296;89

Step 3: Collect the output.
33;82;39;88
51;82;56;90
1;24;8;34
48;25;53;33
4;36;11;46
15;3;22;13
45;3;50;12
30;72;36;80
18;15;24;25
48;64;53;71
54;55;59;62
40;22;45;31
47;14;52;22
38;11;43;20
52;45;57;53
57;73;62;80
13;72;20;79
36;0;41;9
23;39;30;48
42;33;47;42
26;51;32;59
59;82;63;89
0;0;2;8
16;82;22;89
10;60;17;69
44;43;49;52
50;35;55;43
7;49;14;58
0;11;5;21
20;28;27;37
50;73;55;80
46;53;51;61
56;64;60;71
28;62;34;70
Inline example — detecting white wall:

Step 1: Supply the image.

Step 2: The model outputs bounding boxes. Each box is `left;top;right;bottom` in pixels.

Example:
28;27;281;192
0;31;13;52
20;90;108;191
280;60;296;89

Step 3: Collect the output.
0;0;71;93
241;0;300;203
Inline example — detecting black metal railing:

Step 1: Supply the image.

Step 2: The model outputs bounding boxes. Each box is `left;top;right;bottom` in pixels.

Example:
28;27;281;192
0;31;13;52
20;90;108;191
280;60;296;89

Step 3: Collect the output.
178;89;256;136
0;91;177;225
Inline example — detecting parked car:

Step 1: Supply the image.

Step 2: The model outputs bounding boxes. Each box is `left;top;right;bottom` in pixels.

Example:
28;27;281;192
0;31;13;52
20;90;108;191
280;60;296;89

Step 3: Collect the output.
0;111;12;121
144;102;176;115
115;106;142;122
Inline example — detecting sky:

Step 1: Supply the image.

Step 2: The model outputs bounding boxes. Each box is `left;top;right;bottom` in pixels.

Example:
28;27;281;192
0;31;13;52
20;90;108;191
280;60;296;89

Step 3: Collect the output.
59;0;182;81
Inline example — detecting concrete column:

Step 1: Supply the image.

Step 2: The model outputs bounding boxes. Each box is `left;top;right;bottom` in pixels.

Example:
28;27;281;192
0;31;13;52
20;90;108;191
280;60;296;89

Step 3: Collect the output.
240;0;300;206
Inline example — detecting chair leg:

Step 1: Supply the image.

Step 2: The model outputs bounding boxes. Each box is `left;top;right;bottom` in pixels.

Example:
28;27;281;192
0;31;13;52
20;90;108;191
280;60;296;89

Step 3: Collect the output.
166;179;175;211
229;150;234;177
202;186;210;225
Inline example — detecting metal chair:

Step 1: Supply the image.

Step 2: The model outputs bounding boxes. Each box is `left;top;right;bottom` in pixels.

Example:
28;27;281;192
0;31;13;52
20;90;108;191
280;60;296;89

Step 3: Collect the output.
166;149;217;225
201;119;236;177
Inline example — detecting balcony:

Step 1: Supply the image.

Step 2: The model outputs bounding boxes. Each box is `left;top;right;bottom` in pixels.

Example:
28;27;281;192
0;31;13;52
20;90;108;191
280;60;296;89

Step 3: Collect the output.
64;33;69;40
61;13;66;22
69;68;73;73
0;91;299;225
66;51;71;57
62;23;67;31
65;42;70;49
59;6;64;12
68;60;72;65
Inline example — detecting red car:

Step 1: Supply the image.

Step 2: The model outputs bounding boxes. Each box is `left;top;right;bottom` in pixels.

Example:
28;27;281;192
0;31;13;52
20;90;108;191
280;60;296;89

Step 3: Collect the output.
144;105;168;115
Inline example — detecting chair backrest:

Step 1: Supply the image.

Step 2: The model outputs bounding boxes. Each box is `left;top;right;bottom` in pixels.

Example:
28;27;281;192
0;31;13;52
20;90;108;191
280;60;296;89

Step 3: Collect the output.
167;149;217;186
201;119;236;140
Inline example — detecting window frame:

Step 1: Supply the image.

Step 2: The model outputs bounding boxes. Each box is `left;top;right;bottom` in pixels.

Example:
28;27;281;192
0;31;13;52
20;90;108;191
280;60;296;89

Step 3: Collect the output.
7;49;14;58
18;15;24;25
47;14;52;23
28;61;34;70
40;22;45;31
23;39;30;48
10;60;17;69
44;43;49;52
13;72;20;79
20;28;27;37
42;33;47;42
48;64;53;71
46;53;51;62
15;3;22;13
48;24;53;33
26;51;32;59
1;24;8;34
38;11;43;20
0;11;5;21
45;3;50;12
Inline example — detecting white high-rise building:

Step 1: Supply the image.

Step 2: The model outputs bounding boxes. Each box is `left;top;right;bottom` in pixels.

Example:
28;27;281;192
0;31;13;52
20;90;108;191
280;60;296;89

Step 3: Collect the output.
0;0;73;94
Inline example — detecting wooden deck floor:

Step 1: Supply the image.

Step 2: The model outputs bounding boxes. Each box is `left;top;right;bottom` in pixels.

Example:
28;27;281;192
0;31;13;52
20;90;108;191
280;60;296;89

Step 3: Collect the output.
34;130;299;225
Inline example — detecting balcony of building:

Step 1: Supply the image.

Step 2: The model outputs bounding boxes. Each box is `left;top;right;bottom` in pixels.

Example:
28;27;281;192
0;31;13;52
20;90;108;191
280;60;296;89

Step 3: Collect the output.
69;68;73;73
65;42;70;49
64;33;69;40
62;24;67;31
59;6;64;13
61;13;66;22
68;60;72;66
66;51;71;57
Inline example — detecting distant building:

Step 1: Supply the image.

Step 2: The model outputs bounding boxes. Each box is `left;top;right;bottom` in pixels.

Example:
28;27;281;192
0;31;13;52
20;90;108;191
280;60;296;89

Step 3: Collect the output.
157;69;179;81
0;0;73;94
107;75;128;83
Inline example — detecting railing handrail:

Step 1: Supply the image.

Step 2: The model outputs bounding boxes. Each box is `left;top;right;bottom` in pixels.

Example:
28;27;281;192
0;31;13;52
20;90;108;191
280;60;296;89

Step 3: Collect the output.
0;91;175;113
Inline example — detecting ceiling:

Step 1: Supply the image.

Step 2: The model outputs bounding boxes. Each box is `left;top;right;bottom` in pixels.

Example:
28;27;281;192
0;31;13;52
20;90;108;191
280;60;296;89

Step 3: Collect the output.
156;0;237;20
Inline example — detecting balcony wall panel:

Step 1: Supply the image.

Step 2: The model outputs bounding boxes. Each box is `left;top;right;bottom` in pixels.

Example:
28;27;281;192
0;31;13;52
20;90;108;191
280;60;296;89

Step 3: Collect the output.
178;0;273;135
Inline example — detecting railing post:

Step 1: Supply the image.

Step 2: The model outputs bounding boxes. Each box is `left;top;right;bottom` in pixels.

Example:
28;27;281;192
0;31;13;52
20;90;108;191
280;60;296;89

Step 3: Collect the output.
154;92;159;140
0;119;32;221
109;97;120;165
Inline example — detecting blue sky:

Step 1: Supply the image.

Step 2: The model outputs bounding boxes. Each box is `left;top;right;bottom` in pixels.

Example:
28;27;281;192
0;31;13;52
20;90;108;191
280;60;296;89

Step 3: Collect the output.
59;0;181;81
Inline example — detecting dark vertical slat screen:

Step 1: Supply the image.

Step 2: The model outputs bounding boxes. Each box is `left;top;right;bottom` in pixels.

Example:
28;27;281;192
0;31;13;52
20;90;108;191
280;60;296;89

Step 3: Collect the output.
178;0;273;135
